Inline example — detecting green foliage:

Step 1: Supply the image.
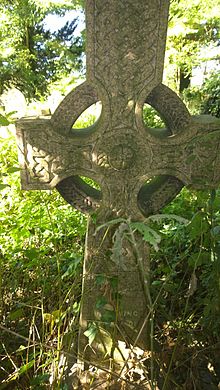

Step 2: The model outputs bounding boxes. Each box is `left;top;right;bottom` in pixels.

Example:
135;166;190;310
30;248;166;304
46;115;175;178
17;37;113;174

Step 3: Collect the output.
0;0;84;100
0;114;10;126
183;71;220;117
0;131;86;387
84;322;98;346
72;102;102;130
166;0;220;91
151;188;220;337
143;105;165;128
131;222;161;252
137;188;220;386
201;72;220;117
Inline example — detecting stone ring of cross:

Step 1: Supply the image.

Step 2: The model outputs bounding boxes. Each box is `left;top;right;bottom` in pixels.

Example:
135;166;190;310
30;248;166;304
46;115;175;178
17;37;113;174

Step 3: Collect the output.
52;81;189;217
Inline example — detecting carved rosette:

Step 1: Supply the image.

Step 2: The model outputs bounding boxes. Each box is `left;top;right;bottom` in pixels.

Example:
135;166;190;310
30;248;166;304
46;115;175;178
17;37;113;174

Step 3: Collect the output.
94;131;138;172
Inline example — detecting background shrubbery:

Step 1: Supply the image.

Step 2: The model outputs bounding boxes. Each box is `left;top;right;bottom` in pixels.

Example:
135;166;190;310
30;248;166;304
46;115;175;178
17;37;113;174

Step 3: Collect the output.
0;123;86;388
183;71;220;118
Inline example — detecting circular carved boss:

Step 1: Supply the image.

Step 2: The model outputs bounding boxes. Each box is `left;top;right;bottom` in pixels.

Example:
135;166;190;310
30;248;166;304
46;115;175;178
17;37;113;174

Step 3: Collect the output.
95;132;137;171
53;82;188;215
108;143;135;170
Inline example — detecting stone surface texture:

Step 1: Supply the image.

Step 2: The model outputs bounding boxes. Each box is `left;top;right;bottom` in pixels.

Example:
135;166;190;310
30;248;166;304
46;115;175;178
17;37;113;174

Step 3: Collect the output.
16;0;220;369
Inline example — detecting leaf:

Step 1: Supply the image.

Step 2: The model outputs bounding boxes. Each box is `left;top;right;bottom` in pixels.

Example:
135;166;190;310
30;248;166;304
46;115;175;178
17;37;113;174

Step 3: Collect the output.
0;114;10;126
188;251;210;269
7;166;20;173
109;276;118;291
211;225;220;238
96;218;126;233
208;189;216;207
96;296;108;309
8;308;24;321
72;301;80;313
16;345;26;352
43;313;53;323
95;274;106;286
186;212;210;239
30;374;50;386
52;310;62;321
131;222;161;251
6;111;17;117
111;222;129;270
0;183;9;190
101;309;116;323
91;212;97;224
18;360;35;375
24;248;39;260
84;323;98;345
44;310;62;325
61;257;82;279
152;280;163;286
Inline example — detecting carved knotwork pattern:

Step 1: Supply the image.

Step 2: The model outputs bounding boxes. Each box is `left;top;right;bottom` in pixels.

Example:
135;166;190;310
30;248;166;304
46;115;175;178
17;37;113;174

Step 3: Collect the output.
92;0;164;128
146;84;192;135
17;119;95;189
94;0;159;91
185;131;220;188
27;145;55;183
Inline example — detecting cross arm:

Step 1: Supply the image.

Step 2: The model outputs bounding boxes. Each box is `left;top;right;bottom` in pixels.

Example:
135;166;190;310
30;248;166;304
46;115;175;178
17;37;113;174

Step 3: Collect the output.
146;114;220;190
186;115;220;189
16;116;96;190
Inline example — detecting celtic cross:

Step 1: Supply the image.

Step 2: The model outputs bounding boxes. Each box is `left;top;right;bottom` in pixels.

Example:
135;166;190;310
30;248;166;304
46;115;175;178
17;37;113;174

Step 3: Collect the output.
16;0;220;369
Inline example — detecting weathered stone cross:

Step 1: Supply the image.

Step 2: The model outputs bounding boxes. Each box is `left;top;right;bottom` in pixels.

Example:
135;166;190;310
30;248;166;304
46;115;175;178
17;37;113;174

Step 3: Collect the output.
16;0;220;370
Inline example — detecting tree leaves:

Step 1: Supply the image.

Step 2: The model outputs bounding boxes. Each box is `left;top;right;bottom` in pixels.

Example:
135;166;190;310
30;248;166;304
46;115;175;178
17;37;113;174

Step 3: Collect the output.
0;0;84;99
84;322;98;345
0;114;10;126
167;0;220;91
131;222;161;252
0;183;9;190
186;211;210;239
